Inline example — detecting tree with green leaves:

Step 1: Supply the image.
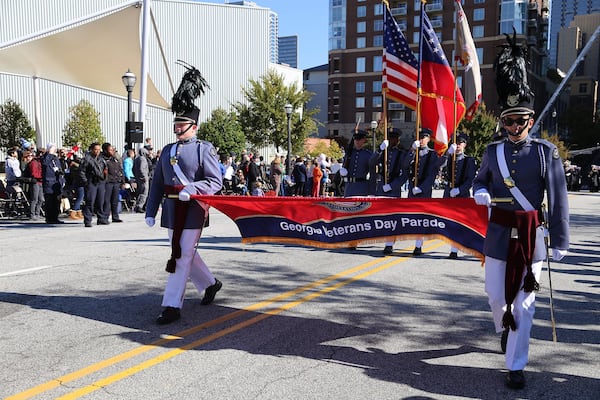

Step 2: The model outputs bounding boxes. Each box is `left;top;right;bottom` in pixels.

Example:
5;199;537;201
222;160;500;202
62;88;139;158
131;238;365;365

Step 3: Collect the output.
62;100;104;151
0;99;35;151
233;69;318;154
305;139;344;161
198;108;247;158
457;104;499;163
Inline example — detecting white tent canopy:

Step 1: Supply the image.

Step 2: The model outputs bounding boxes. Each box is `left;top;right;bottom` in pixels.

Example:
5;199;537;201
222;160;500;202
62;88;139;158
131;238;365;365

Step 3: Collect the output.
0;1;169;109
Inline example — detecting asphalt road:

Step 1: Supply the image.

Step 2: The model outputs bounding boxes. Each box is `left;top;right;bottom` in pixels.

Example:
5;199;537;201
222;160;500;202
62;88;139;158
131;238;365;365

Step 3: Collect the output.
1;191;599;400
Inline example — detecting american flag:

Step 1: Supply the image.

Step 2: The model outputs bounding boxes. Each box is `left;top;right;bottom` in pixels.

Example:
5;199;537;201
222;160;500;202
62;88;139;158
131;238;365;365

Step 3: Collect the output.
420;11;465;155
383;5;418;110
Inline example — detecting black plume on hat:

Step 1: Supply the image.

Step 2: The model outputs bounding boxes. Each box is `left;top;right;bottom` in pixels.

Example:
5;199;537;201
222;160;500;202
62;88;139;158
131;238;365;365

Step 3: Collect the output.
494;29;534;117
171;60;210;123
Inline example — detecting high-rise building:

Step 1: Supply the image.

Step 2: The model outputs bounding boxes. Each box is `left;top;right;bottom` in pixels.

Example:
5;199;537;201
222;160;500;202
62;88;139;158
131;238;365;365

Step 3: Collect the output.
229;1;279;63
327;0;549;142
278;35;299;67
548;0;600;68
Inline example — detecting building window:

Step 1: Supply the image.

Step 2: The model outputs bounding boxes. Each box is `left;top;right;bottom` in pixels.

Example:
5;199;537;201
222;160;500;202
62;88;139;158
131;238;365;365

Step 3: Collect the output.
372;111;382;122
373;80;382;92
333;112;339;122
414;0;421;11
473;8;485;21
579;83;588;94
356;57;366;73
374;3;383;15
332;81;340;91
357;21;366;33
357;37;366;48
372;96;383;107
473;25;484;38
412;31;419;44
374;20;383;31
373;35;383;47
476;48;483;63
332;97;340;106
356;82;365;93
414;15;420;28
332;59;340;73
356;112;365;123
357;6;366;18
373;56;382;72
474;0;485;3
356;98;365;108
332;0;342;6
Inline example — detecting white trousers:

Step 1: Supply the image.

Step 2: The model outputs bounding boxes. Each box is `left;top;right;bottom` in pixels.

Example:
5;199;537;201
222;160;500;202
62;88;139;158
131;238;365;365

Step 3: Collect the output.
161;228;216;309
484;256;542;371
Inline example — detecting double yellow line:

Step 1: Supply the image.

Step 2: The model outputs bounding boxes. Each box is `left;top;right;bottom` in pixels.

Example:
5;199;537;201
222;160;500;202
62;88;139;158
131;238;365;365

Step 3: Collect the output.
7;241;444;400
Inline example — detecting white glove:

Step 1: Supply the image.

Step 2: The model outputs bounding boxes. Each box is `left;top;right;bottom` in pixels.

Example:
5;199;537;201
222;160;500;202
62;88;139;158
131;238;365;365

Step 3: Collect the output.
412;186;422;195
450;188;460;197
474;189;491;206
412;140;420;150
178;185;195;201
552;249;567;261
53;167;59;172
447;143;457;155
379;140;389;151
339;167;348;177
383;184;392;192
145;217;155;227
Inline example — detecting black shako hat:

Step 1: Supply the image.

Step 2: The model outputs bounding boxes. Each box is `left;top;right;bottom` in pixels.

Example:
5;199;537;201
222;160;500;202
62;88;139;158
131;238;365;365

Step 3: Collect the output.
494;29;535;117
456;132;469;143
388;127;402;138
420;127;432;137
174;106;200;125
171;60;209;125
352;129;370;140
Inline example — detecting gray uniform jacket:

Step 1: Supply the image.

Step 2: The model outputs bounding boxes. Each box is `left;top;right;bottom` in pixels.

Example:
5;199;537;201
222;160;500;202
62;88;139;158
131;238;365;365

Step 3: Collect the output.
343;147;373;197
404;146;439;198
441;152;477;198
145;137;223;230
370;146;408;197
472;136;569;261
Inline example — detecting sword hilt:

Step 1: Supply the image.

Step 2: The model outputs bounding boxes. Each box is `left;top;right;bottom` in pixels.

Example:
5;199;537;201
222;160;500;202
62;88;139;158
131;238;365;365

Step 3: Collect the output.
490;197;513;204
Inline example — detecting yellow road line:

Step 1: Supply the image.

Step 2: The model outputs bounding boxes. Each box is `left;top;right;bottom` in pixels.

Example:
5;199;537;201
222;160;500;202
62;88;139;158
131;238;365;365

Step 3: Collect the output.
7;241;444;400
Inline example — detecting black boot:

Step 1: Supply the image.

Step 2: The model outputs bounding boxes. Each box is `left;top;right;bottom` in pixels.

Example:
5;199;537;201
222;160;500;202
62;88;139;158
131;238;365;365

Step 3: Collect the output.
156;306;181;325
201;279;222;305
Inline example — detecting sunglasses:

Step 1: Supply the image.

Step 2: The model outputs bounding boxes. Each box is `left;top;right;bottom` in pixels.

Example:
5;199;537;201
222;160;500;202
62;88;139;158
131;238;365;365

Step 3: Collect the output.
502;116;530;127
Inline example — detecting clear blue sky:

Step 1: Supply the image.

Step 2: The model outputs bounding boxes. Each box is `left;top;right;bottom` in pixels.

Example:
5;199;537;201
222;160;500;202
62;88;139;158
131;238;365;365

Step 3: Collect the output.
201;1;329;69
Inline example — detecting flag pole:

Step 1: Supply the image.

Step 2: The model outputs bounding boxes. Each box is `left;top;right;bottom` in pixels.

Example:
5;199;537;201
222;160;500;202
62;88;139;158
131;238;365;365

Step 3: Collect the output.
450;5;459;189
414;0;426;188
382;1;389;185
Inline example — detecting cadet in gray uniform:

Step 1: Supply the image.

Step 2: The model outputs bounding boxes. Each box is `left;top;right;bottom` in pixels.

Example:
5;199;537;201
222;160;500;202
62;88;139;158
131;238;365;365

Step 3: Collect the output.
440;132;477;259
339;129;373;197
405;128;439;255
371;127;409;254
145;105;223;325
473;34;569;390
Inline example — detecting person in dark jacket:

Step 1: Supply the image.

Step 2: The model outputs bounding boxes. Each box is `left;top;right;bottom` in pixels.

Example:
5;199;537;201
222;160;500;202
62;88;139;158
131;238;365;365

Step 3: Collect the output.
291;157;308;196
41;143;65;224
79;142;108;227
102;142;125;223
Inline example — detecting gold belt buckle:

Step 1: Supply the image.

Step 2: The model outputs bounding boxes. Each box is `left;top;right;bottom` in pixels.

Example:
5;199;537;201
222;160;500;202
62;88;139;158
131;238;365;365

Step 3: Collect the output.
503;176;515;188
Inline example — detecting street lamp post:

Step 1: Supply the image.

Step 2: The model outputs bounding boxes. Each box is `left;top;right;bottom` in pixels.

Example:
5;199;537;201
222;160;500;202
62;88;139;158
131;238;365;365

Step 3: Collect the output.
122;69;137;149
285;104;293;186
552;108;558;136
370;120;378;150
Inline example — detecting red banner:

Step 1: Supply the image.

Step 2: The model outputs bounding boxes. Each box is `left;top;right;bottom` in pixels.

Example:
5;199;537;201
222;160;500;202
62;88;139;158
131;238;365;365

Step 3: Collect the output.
194;196;488;262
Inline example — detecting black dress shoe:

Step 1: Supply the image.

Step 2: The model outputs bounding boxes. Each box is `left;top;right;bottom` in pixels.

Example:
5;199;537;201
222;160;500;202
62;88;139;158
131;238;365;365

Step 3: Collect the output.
412;247;422;256
84;222;92;227
201;279;222;305
447;251;458;259
506;370;525;389
97;219;110;225
112;219;123;223
156;306;181;325
501;328;509;354
383;245;393;255
46;220;64;224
